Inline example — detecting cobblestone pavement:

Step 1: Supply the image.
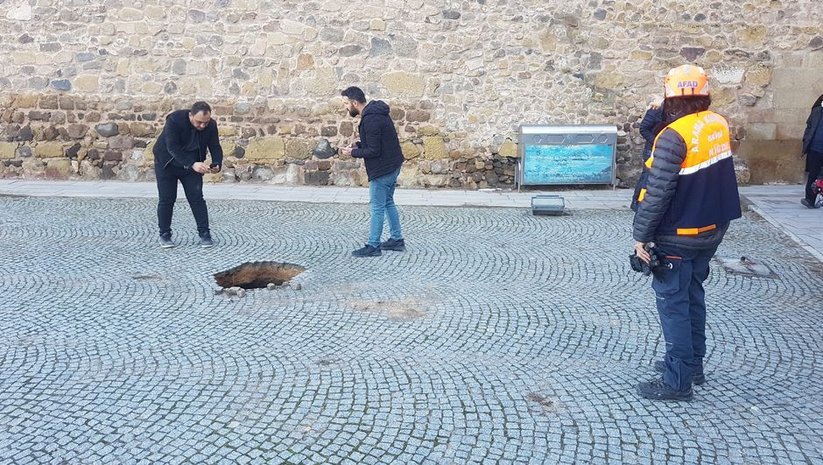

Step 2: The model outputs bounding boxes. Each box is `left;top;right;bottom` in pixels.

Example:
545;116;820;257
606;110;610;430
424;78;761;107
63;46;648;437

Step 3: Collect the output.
1;196;821;465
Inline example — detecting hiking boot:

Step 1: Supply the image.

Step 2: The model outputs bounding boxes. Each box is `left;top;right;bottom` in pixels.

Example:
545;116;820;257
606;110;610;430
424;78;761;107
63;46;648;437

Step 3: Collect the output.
352;244;382;257
801;198;818;209
637;378;693;401
654;360;705;386
159;233;175;249
198;233;214;248
380;238;406;251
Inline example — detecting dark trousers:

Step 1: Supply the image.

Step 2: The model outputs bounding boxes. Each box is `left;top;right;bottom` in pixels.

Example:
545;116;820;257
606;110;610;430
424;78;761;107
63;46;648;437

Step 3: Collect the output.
805;150;823;203
155;164;209;236
651;244;718;392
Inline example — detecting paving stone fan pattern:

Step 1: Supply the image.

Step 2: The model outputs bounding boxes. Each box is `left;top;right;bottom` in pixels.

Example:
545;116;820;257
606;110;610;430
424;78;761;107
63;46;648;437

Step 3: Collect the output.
0;197;821;464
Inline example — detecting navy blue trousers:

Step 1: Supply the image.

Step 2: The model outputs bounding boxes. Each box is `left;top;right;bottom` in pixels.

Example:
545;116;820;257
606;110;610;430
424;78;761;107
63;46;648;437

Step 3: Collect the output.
652;244;718;392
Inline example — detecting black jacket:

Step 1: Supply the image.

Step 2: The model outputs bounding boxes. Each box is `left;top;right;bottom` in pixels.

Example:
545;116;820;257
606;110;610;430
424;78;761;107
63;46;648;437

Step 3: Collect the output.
153;110;223;170
632;126;732;251
802;105;823;156
352;100;404;180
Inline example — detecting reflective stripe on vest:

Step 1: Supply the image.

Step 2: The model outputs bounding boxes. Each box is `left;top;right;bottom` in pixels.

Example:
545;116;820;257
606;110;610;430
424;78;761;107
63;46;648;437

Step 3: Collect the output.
676;224;716;236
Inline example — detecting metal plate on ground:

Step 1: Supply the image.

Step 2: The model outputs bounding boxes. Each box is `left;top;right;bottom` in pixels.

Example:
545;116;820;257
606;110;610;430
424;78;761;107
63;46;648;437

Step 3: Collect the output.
531;195;565;216
715;256;777;278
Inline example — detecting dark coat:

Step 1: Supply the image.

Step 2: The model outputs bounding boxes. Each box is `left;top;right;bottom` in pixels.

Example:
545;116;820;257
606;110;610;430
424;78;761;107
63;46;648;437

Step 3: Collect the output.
351;100;404;180
639;106;665;161
153;110;224;170
802;105;823;171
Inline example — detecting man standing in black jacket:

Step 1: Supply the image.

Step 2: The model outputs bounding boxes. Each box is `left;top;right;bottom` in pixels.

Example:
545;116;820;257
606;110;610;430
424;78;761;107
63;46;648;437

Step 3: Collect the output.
152;101;223;248
340;87;406;257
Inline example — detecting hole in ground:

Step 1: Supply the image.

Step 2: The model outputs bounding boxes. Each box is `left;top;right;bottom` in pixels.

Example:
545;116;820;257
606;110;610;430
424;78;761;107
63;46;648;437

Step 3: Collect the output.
214;261;305;289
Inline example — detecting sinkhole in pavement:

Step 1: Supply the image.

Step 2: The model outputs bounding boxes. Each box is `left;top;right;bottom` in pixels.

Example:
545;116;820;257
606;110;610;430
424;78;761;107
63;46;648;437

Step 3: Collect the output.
214;261;305;289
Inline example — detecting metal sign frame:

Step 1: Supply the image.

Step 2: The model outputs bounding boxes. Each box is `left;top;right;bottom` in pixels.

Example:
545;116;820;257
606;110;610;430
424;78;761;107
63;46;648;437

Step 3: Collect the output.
518;124;618;187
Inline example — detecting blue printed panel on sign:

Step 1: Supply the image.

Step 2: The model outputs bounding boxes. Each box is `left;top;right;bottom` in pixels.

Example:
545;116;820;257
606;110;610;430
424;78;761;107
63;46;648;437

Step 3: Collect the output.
523;144;613;185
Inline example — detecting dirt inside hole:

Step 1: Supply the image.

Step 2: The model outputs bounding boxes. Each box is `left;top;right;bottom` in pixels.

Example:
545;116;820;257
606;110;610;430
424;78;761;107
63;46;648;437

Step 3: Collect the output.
214;261;305;289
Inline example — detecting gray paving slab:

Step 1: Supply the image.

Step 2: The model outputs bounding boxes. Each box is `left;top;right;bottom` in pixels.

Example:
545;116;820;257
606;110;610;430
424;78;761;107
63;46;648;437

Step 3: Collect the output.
740;185;823;262
0;195;821;464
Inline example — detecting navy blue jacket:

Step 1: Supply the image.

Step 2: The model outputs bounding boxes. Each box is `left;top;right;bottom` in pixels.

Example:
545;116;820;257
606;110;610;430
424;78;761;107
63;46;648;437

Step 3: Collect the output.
633;112;741;250
352;100;404;180
153;110;223;170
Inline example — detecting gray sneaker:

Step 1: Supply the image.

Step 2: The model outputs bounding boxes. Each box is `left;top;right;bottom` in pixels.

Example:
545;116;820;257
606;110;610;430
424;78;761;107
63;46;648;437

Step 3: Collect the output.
198;234;214;248
159;234;175;249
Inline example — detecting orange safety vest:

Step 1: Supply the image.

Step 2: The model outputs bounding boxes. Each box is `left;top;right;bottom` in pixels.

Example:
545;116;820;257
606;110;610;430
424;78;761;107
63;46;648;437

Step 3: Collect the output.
638;111;741;236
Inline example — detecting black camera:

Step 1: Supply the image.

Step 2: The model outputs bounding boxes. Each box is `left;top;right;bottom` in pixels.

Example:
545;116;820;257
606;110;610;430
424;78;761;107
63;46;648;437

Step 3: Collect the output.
629;246;664;276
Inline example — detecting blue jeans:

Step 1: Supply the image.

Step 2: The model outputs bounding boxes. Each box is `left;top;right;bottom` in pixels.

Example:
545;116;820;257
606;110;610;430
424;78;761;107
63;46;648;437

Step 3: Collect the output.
652;244;718;392
367;168;403;247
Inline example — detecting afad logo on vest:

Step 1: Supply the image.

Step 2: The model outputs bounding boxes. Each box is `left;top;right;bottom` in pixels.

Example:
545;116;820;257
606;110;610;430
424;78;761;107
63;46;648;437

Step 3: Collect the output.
677;81;699;89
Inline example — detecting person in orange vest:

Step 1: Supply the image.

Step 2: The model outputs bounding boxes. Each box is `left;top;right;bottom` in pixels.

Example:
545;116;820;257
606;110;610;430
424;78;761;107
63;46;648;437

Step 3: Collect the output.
632;65;742;401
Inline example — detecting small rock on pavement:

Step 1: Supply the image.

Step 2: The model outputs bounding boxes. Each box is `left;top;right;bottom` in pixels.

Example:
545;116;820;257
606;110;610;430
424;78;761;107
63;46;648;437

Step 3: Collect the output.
237;289;246;298
291;282;302;290
214;288;224;295
224;286;242;296
266;283;277;290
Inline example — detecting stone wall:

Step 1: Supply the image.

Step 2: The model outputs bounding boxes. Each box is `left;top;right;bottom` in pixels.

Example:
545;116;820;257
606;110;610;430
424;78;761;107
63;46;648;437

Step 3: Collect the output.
1;0;822;188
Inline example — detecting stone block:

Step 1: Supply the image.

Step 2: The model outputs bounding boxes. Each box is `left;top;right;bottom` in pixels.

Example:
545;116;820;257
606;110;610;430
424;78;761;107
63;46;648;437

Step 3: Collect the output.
39;95;59;110
771;68;817;91
401;141;421;160
304;67;337;95
244;137;285;161
746;123;777;141
28;111;51;121
423;136;447;160
497;140;518;158
144;5;165;20
285;138;313;160
737;25;767;46
118;7;144;21
774;87;821;110
219;126;237;137
406;110;430;122
13;94;38;109
34;142;64;158
74;75;99;93
593;71;624;90
381;71;426;97
45;158;73;178
745;65;772;87
0;142;16;159
130;122;156;138
66;124;89;139
95;123;119;137
776;124;806;140
108;135;135;150
736;139;804;184
143;140;156;162
304;170;329;185
22;158;45;176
